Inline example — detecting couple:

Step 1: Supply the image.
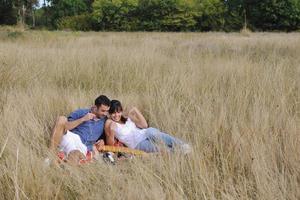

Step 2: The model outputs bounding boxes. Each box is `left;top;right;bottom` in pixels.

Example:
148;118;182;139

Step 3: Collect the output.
50;95;191;164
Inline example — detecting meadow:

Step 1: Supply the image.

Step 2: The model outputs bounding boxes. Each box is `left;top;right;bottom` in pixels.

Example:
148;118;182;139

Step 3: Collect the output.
0;28;299;199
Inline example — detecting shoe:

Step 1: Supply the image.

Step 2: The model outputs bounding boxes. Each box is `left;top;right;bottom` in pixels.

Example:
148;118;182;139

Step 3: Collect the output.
103;152;115;165
180;144;192;154
44;157;51;167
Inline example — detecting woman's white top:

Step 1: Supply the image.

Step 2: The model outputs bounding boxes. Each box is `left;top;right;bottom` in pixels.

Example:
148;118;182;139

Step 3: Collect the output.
114;118;147;148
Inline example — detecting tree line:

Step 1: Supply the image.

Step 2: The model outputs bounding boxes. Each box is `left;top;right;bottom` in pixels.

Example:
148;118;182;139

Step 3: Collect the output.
1;0;300;31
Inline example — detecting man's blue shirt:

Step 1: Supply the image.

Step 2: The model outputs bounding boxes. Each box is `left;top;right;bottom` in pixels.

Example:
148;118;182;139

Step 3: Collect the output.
68;108;106;151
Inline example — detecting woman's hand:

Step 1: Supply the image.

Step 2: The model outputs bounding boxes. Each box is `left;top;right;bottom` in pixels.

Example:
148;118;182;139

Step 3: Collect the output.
128;107;148;129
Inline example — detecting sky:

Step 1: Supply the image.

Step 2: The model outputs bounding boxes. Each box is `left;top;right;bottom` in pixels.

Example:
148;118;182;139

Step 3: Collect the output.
37;0;48;8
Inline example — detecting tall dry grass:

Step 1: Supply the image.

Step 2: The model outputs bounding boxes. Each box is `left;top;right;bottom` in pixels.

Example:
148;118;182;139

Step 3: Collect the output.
0;29;299;199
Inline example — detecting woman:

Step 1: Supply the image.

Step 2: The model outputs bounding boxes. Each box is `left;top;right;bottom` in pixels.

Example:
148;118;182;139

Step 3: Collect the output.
104;100;191;153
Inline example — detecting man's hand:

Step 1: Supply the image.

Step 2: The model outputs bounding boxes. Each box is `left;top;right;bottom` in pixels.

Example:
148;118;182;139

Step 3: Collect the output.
82;113;96;122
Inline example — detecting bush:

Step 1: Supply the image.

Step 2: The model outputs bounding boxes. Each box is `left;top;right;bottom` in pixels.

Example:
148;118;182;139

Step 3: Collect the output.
194;0;226;31
57;13;93;31
136;0;198;31
92;0;139;31
7;30;24;39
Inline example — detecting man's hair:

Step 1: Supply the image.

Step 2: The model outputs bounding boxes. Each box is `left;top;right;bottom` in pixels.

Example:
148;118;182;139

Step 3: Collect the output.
95;95;110;107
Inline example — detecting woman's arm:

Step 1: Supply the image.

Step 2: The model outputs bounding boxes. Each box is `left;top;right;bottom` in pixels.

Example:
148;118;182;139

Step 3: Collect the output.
128;107;148;129
104;119;117;146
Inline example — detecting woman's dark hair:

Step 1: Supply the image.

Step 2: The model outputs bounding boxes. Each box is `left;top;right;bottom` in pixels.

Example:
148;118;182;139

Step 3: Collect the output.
109;100;127;123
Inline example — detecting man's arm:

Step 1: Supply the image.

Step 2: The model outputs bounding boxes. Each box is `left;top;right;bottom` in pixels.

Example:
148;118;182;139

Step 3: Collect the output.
65;112;96;130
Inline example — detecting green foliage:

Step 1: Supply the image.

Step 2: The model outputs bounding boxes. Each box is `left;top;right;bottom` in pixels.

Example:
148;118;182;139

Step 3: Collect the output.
248;0;300;31
194;0;226;31
35;8;47;27
49;0;89;27
1;0;300;31
223;0;246;31
92;0;198;31
0;0;17;25
57;14;93;31
136;0;197;31
224;0;300;31
7;31;23;39
92;0;139;31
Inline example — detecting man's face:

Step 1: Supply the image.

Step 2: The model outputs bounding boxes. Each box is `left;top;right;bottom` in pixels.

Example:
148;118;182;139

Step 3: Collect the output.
95;105;110;118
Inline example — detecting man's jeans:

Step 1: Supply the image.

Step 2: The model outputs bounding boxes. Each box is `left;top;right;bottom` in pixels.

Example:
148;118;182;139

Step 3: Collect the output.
135;127;185;152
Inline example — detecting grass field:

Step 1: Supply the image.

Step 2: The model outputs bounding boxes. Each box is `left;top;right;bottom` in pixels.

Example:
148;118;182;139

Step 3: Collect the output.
0;28;299;199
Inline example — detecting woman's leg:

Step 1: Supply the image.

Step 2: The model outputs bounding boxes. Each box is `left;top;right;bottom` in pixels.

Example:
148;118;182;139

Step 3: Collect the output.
135;138;159;153
145;127;185;149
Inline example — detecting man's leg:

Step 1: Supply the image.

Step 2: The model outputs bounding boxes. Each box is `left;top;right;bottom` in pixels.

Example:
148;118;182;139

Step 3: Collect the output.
60;132;88;165
50;116;67;152
67;150;85;165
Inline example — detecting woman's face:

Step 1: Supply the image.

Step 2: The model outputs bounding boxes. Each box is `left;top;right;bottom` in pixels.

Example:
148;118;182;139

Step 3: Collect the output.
110;111;122;122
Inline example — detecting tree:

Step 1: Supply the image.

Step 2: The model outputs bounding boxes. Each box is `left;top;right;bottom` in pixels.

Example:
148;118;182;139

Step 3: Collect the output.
224;0;247;31
134;0;197;31
194;0;226;31
224;0;300;31
13;0;39;27
159;0;198;31
0;0;17;25
48;0;88;27
248;0;300;31
0;0;38;27
92;0;139;31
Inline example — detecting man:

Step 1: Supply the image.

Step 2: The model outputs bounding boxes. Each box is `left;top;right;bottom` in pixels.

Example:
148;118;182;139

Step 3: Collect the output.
50;95;110;165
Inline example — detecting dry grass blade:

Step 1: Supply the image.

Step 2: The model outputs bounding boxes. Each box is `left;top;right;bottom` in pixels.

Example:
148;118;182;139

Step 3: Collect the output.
0;30;299;200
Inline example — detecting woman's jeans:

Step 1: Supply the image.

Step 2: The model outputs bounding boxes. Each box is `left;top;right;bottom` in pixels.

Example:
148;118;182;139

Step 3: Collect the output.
135;127;185;152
